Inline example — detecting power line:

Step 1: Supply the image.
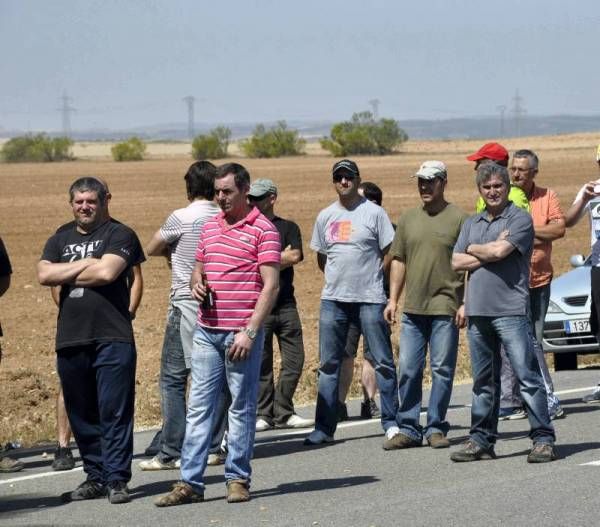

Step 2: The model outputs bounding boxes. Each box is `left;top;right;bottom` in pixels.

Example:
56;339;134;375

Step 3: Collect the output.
57;92;76;137
511;89;526;137
182;96;195;140
368;98;380;120
496;105;507;137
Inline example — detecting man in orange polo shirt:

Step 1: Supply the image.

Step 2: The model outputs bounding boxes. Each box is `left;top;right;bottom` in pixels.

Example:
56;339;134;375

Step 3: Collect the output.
503;149;566;419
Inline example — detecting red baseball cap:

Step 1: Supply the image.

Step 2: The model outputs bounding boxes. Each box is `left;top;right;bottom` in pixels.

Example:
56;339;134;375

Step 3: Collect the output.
466;142;509;163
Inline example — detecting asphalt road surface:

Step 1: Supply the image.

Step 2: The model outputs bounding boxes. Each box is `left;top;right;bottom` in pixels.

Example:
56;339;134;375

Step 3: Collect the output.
3;369;600;526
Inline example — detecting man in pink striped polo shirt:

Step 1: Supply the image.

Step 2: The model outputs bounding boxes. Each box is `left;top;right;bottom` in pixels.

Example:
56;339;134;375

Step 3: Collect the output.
155;163;280;507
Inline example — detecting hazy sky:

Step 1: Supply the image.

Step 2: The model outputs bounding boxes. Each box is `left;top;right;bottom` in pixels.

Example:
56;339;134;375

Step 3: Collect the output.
2;0;599;132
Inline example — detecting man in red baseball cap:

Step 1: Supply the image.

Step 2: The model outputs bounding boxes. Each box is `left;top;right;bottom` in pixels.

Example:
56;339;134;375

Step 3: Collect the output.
466;142;510;167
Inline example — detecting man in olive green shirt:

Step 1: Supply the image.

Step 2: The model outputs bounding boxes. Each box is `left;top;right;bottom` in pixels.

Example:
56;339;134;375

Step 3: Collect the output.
383;161;467;449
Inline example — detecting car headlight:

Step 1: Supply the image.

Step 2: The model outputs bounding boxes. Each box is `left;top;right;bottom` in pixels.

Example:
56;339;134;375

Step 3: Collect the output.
546;300;563;314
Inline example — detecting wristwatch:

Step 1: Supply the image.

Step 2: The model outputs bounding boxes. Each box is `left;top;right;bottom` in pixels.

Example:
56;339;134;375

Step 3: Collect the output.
243;327;257;339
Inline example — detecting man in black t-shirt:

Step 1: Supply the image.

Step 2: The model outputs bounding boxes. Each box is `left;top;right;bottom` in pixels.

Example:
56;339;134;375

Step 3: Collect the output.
37;177;145;504
248;179;314;430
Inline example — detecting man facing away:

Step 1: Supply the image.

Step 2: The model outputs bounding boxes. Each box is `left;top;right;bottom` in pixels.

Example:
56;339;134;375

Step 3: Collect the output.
500;150;566;420
384;161;467;449
38;177;145;503
248;178;314;432
450;162;556;463
139;161;220;470
155;163;280;506
305;159;400;447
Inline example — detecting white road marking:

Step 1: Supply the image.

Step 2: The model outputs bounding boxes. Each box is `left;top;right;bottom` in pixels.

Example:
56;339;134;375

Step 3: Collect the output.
580;460;600;466
2;385;598;486
0;466;83;486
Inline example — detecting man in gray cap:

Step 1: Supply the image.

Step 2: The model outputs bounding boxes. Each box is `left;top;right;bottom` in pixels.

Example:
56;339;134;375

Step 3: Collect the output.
248;179;314;431
384;161;467;449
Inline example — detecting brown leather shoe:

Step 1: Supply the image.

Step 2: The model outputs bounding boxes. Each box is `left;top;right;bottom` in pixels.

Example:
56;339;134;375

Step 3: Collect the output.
427;433;450;449
226;480;250;503
154;481;204;507
382;432;422;450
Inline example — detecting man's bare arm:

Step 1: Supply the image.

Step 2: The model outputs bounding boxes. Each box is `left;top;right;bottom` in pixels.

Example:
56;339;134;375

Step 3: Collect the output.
37;259;96;287
146;230;170;258
316;252;327;273
72;254;128;287
128;264;143;318
280;246;302;270
452;252;482;272
534;218;566;242
50;286;60;306
384;258;406;324
228;263;280;362
466;239;515;262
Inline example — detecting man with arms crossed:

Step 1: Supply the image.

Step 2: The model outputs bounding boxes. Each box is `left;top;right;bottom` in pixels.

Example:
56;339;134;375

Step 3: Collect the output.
155;163;280;506
249;178;314;432
139;161;220;470
38;177;145;503
305;159;399;447
450;163;556;463
384;161;467;449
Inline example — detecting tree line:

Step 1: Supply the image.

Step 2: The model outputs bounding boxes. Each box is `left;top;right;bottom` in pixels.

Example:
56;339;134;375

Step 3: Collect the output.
0;112;408;163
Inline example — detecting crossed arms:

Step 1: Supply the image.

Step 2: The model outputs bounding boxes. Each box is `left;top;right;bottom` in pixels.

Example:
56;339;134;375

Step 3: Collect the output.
37;254;128;288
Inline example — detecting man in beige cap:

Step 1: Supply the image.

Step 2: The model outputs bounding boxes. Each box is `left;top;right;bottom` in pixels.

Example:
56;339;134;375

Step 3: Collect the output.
384;161;467;449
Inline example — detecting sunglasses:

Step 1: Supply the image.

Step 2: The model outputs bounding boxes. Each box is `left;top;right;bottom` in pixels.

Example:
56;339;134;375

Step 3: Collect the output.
332;171;357;183
248;193;270;202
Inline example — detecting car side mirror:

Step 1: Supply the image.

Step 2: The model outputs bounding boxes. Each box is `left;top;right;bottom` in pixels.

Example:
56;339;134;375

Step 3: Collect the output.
569;254;586;268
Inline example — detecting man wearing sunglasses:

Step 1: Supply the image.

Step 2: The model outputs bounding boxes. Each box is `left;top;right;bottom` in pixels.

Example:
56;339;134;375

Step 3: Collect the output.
306;159;399;446
248;179;314;432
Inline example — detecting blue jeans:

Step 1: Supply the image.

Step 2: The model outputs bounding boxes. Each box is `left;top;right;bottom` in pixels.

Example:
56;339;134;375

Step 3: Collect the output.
467;316;555;450
499;284;559;411
180;326;264;493
158;302;191;461
315;300;398;437
397;314;458;440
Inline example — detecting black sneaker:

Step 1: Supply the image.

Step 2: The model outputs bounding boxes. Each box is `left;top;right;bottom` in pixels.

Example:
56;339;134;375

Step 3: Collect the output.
107;481;131;504
360;398;381;419
527;443;557;463
63;480;106;502
144;430;162;457
52;446;75;471
336;402;348;422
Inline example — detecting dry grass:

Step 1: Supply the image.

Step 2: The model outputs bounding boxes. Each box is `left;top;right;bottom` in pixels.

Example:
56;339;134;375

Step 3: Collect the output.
0;132;598;445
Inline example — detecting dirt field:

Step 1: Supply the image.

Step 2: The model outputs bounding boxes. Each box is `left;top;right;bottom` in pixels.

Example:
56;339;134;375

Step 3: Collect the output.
1;133;598;446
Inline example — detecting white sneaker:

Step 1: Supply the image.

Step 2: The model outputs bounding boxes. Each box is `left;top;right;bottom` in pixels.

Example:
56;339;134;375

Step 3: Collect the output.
255;418;272;432
207;452;226;466
303;429;333;446
139;455;180;471
283;414;315;429
385;426;401;440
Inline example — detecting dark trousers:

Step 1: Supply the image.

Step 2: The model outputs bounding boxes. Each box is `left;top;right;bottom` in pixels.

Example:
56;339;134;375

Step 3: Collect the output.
257;304;305;425
57;341;136;485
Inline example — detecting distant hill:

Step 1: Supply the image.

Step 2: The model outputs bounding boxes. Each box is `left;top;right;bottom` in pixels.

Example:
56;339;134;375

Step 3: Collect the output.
1;114;598;142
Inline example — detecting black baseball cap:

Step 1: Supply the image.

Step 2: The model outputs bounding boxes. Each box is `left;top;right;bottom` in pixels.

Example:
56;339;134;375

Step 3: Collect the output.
332;159;360;177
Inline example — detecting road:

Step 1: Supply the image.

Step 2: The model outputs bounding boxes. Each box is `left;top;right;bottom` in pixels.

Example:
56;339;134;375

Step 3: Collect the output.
2;369;600;526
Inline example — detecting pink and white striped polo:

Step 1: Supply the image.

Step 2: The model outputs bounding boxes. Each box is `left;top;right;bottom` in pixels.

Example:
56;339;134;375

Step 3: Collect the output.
195;206;281;330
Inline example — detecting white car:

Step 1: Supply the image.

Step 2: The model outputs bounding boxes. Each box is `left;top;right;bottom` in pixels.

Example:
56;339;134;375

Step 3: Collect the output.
543;255;598;370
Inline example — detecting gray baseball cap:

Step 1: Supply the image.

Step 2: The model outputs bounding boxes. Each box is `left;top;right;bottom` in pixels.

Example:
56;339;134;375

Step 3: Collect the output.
248;178;278;197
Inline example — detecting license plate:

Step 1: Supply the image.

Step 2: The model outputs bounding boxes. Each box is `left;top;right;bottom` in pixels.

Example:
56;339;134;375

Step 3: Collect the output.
564;319;590;334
